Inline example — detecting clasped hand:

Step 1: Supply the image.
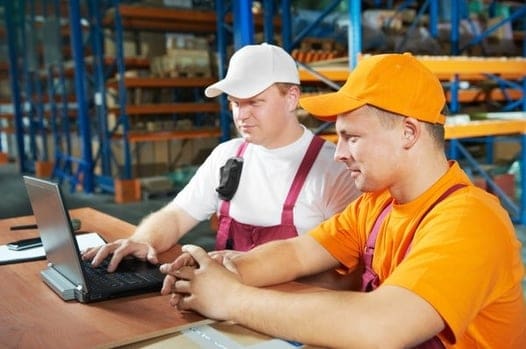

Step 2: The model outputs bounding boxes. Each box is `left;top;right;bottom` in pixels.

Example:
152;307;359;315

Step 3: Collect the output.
160;245;243;321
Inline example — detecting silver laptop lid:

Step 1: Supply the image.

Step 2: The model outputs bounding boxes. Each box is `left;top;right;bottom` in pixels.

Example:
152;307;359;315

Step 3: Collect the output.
23;176;88;291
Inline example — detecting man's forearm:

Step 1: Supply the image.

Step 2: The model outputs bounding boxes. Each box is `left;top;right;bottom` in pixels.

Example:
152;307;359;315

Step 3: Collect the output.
229;286;370;348
233;236;334;287
227;284;443;349
131;208;191;252
232;239;304;287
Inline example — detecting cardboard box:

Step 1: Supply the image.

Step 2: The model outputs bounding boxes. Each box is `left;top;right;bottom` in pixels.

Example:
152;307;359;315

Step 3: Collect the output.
114;178;141;203
494;142;520;162
151;48;212;77
104;31;166;58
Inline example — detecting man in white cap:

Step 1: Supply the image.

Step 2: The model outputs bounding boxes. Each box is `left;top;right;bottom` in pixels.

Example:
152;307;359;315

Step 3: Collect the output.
83;43;359;286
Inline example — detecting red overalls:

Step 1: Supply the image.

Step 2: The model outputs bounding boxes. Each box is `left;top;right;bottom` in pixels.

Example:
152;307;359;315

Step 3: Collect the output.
215;136;325;251
361;184;465;349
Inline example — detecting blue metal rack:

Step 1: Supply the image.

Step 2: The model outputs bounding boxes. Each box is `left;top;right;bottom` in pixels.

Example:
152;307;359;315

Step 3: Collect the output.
212;0;363;138
2;0;525;207
41;0;89;192
1;0;94;192
214;0;526;225
45;2;74;188
66;0;95;192
106;0;133;182
286;0;526;224
2;0;51;174
2;0;27;173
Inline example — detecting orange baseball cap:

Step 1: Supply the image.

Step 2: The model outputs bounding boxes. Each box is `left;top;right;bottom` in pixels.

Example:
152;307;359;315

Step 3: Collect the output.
299;53;446;124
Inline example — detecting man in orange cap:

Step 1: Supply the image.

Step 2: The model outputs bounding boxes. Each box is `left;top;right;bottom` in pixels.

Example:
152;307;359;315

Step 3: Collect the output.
161;53;526;348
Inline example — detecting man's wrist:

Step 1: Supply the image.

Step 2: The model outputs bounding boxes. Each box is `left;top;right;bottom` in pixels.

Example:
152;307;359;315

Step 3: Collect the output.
227;283;255;323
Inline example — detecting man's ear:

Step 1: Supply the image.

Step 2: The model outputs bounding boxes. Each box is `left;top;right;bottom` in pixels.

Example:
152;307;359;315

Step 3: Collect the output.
402;117;420;148
287;85;301;112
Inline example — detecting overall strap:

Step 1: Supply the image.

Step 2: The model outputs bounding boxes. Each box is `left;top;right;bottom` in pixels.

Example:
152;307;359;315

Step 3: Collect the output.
364;201;393;255
281;136;325;225
219;141;249;217
401;183;467;257
235;141;249;157
362;183;467;292
365;183;467;258
361;201;393;292
412;183;467;237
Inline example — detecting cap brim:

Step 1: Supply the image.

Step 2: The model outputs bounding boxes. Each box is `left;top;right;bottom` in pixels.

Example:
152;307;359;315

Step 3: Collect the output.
205;78;272;99
299;91;365;122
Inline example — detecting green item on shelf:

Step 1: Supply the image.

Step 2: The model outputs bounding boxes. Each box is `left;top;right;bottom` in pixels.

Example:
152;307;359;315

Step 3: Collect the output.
468;0;484;15
168;165;199;190
493;3;510;18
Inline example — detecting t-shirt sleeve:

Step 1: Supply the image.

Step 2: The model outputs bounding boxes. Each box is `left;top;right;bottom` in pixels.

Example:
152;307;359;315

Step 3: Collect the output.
383;191;522;341
309;196;369;272
168;141;236;221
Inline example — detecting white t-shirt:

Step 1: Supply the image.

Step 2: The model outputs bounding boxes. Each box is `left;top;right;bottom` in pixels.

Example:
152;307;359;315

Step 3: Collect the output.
170;127;358;235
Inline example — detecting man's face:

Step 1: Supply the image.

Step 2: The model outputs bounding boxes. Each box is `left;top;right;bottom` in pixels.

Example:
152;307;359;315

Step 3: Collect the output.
334;106;405;193
228;85;295;148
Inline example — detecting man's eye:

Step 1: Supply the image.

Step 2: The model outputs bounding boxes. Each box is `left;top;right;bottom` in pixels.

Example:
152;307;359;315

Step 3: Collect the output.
340;134;356;142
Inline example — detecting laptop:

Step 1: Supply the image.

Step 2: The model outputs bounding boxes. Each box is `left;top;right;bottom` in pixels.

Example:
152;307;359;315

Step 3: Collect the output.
23;176;165;303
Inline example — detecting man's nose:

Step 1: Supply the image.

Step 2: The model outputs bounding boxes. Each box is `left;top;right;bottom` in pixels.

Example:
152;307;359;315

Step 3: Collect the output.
235;105;251;120
334;139;349;162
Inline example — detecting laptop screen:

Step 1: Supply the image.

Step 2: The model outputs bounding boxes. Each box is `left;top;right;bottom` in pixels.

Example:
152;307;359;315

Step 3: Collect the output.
23;176;88;291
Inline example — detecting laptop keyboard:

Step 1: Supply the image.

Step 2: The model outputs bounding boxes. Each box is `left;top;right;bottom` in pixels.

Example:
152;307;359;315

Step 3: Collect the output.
82;257;164;289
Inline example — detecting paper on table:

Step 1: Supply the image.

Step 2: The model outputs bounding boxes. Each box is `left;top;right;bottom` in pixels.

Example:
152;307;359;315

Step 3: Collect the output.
0;232;106;265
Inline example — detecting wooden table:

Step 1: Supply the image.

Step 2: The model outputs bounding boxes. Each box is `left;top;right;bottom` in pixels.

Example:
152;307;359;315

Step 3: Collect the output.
0;208;210;349
0;207;321;348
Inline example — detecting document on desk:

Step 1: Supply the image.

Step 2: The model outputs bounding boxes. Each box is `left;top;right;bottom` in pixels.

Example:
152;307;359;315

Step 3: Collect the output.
120;322;319;349
0;232;105;265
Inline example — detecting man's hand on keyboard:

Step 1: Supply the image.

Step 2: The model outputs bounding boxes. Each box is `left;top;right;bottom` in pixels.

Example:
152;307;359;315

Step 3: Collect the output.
81;239;159;273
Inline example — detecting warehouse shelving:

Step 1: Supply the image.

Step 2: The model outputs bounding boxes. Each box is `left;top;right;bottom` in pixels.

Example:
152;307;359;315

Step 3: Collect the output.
0;50;10;163
1;0;281;198
292;0;526;223
2;0;526;213
299;55;526;108
0;0;91;190
295;1;525;112
1;0;48;175
88;0;284;200
97;1;226;200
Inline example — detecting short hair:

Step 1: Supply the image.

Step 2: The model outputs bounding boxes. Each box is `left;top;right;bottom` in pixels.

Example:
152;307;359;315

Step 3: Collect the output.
275;82;300;96
424;104;448;148
368;104;446;148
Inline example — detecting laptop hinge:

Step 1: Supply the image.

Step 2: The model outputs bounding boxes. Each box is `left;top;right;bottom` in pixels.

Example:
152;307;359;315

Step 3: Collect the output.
40;265;81;301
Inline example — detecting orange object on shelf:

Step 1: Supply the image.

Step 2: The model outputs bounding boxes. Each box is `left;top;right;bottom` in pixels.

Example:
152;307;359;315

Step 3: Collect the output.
299;56;526;82
320;119;526;143
113;128;222;143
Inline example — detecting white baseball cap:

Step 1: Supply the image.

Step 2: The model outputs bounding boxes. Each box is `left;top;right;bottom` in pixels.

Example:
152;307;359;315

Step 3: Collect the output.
205;43;300;99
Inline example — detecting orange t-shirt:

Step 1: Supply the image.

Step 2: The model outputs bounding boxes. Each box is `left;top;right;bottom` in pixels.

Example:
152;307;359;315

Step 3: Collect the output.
309;161;526;348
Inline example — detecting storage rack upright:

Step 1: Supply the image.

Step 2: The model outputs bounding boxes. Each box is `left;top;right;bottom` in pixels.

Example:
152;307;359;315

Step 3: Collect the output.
293;0;526;223
87;0;285;199
2;0;526;220
1;0;70;177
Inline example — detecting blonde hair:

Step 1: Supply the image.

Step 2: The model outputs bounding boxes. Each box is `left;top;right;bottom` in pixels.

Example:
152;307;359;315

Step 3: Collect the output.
275;83;300;96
